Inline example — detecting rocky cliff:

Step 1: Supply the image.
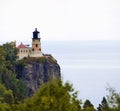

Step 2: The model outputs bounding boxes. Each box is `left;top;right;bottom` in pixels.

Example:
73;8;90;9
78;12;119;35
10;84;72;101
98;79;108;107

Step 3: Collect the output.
15;55;61;96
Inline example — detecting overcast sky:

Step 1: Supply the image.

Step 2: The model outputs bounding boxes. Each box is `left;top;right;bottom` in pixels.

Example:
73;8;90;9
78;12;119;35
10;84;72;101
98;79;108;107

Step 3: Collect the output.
0;0;120;42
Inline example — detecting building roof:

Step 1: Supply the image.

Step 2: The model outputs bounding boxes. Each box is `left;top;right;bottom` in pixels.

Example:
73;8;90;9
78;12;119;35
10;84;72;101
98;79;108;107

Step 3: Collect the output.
17;42;27;48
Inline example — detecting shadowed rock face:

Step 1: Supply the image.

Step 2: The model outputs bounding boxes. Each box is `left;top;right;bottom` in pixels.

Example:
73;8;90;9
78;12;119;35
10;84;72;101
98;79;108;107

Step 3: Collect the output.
15;57;61;96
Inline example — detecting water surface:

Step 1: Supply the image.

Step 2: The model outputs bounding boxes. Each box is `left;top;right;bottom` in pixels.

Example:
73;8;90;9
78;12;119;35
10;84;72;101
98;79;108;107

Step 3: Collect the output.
42;40;120;107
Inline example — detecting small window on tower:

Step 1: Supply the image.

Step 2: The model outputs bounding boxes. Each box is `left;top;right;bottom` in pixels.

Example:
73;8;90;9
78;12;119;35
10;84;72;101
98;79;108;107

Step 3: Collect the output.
32;48;34;51
36;44;38;47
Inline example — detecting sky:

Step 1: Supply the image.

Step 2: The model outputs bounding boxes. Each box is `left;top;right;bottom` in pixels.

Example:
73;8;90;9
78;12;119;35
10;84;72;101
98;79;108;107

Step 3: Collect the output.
0;0;120;42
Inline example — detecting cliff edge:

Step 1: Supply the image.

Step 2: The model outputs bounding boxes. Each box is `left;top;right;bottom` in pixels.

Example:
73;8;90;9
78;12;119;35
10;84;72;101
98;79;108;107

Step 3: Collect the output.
15;55;61;96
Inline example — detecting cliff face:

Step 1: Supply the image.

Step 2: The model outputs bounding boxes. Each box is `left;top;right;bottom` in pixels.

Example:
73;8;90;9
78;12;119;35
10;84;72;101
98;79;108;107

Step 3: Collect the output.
15;56;61;96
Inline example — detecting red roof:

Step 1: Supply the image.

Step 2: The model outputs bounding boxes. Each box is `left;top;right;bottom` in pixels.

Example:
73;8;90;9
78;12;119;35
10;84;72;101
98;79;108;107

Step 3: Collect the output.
17;42;27;48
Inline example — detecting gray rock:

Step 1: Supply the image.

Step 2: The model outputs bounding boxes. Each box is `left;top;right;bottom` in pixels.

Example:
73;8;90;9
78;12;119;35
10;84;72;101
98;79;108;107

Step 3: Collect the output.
15;56;61;96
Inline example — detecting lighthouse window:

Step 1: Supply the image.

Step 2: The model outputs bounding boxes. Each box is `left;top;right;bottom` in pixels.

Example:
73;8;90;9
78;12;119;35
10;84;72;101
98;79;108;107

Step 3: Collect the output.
36;44;38;47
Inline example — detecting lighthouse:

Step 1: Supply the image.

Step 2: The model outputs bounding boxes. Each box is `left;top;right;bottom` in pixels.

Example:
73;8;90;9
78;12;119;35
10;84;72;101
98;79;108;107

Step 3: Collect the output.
31;28;43;57
16;28;43;59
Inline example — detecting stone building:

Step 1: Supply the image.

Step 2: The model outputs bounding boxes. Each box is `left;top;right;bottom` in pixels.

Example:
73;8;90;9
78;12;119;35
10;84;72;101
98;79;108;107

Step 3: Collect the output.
17;28;43;59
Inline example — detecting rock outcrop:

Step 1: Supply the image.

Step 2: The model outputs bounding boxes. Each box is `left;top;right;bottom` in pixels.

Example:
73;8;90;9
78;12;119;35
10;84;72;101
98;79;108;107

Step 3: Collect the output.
15;55;61;96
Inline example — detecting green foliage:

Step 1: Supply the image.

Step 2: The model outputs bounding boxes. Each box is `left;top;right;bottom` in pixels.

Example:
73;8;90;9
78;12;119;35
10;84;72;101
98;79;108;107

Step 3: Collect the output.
0;46;6;71
35;57;46;63
0;42;27;104
0;46;6;62
15;58;27;79
106;86;120;111
20;57;46;64
16;59;26;66
0;103;12;111
3;90;14;104
83;99;96;111
0;83;14;104
2;42;17;72
18;79;82;111
1;73;27;103
97;97;110;111
0;42;17;76
3;42;17;63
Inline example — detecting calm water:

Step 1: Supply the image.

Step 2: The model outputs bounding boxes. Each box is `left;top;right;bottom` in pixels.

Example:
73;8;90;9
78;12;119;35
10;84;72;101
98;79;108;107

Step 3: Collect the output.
42;40;120;107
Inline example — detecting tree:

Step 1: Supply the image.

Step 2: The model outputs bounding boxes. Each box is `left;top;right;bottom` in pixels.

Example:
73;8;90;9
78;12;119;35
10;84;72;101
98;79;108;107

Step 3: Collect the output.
106;86;120;111
83;99;96;111
3;73;28;103
3;42;17;71
0;42;27;104
18;79;82;111
0;103;12;111
0;72;27;104
0;46;6;71
0;83;14;104
97;97;110;111
3;42;17;62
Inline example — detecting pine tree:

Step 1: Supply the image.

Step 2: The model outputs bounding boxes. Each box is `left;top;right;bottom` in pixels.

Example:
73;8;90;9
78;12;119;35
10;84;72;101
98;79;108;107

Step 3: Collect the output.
97;97;109;111
83;99;96;111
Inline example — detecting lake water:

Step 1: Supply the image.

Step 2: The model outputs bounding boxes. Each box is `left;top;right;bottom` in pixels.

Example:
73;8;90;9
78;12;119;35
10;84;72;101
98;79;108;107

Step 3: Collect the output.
42;40;120;107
